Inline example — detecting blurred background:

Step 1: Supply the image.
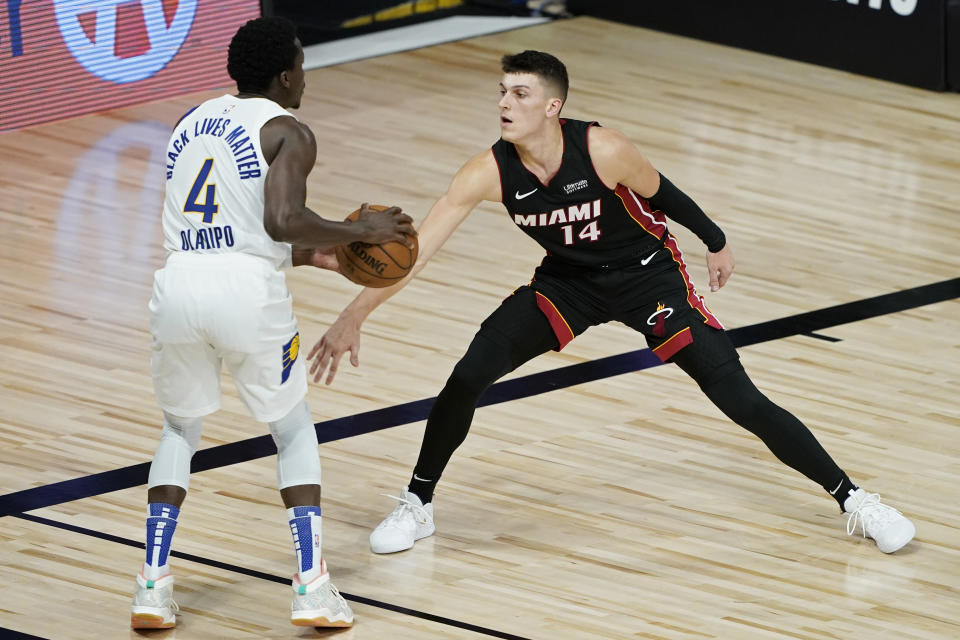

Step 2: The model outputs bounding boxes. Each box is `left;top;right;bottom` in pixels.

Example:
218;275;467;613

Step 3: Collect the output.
2;0;958;132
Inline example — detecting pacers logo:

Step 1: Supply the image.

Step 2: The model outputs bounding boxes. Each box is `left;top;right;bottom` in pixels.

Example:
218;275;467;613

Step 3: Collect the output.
53;0;198;83
281;333;300;384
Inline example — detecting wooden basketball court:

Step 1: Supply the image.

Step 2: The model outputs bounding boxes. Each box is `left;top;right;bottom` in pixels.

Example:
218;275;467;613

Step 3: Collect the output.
1;16;958;639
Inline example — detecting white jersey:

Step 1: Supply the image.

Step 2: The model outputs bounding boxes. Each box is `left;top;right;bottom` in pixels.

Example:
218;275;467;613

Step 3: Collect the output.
162;95;294;269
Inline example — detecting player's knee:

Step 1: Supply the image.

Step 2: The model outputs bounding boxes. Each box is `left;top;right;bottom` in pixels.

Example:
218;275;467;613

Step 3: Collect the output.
446;361;493;398
148;413;203;490
446;333;514;397
268;400;321;489
703;369;773;426
161;412;203;454
726;391;770;426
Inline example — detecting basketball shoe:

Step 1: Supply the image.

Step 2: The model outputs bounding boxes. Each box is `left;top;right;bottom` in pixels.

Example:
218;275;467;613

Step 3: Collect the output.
844;488;915;553
291;563;354;627
130;567;178;629
369;487;435;554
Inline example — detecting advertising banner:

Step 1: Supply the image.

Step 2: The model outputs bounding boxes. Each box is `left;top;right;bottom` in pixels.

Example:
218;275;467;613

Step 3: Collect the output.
1;0;261;131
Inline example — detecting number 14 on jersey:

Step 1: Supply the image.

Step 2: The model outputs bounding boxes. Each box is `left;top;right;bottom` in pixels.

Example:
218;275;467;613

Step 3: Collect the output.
561;220;601;245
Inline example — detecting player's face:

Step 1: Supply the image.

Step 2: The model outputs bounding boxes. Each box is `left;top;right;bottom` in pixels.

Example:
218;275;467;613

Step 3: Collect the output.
498;73;561;142
285;42;306;109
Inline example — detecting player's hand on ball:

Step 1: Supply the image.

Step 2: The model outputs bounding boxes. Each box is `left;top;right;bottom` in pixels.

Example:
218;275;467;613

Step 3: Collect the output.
307;316;362;385
356;202;417;247
337;204;419;287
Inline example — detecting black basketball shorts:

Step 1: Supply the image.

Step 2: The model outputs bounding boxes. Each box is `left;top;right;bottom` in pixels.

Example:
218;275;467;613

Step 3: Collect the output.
486;238;728;363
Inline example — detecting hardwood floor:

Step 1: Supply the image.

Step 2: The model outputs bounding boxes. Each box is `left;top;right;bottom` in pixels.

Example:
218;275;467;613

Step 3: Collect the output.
1;16;958;640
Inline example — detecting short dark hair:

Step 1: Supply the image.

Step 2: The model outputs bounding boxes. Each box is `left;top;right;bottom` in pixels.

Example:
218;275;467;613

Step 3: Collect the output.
501;50;568;103
227;17;300;93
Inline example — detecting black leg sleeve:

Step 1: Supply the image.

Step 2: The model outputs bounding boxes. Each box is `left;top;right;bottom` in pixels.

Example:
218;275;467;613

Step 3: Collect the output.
410;288;559;501
412;333;514;481
670;330;848;492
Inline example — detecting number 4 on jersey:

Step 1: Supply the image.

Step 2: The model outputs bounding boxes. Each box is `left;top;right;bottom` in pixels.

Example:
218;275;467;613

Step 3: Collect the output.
183;158;219;223
561;220;601;245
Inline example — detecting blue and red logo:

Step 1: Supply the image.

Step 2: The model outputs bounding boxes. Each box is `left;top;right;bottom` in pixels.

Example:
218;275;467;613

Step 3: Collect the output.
1;1;257;131
52;0;198;83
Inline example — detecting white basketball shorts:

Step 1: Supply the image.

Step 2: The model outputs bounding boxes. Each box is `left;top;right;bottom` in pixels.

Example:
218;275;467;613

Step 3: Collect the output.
149;252;307;423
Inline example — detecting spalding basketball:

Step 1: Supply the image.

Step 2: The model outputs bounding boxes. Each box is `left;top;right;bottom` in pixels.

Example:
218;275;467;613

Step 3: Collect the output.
334;205;418;288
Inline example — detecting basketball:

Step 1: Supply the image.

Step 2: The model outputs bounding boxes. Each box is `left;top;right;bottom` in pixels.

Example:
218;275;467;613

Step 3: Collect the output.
334;205;418;288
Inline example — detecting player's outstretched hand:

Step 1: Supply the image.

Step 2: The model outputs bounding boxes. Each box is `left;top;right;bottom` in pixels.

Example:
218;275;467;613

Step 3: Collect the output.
356;202;417;247
307;316;362;385
707;244;735;292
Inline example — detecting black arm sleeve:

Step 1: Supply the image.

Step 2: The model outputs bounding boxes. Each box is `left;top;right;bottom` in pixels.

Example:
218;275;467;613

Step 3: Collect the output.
648;174;726;252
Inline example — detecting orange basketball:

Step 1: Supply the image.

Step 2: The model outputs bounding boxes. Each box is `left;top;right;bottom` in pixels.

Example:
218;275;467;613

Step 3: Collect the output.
334;205;418;288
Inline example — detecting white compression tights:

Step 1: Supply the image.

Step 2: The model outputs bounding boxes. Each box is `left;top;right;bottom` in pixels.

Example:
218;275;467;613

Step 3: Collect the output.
146;401;321;491
147;412;203;490
269;400;322;489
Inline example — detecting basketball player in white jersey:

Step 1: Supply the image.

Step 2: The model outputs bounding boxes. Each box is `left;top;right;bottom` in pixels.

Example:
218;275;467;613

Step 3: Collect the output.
130;17;414;630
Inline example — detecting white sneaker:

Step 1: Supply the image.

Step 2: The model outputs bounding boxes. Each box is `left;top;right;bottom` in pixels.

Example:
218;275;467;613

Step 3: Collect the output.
844;488;915;553
291;569;354;628
130;567;178;629
369;487;435;554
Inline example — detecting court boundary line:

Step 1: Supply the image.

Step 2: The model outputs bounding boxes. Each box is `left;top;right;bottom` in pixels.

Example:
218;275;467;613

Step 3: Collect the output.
1;277;957;517
3;278;957;639
0;627;47;640
9;512;533;640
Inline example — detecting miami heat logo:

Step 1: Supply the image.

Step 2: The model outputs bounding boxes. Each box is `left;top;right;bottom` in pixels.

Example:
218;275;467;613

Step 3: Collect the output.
646;301;674;338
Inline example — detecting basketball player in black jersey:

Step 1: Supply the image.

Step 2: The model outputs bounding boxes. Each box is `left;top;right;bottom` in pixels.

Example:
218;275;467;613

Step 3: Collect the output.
307;51;915;555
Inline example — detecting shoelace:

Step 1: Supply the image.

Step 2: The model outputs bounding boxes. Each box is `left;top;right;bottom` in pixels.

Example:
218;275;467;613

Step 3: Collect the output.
380;493;430;525
138;577;180;612
846;492;903;537
295;578;349;612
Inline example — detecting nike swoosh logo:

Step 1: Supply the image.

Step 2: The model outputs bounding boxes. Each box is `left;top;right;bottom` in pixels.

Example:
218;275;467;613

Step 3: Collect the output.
640;250;659;266
515;188;538;200
413;474;432;482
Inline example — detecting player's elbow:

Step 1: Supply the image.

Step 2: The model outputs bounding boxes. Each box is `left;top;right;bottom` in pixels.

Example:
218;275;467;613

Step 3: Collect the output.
263;208;294;243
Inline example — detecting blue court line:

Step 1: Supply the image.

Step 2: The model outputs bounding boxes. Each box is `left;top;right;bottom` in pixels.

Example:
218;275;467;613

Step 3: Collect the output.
0;277;957;518
2;278;957;640
9;512;533;640
802;331;842;342
0;628;47;640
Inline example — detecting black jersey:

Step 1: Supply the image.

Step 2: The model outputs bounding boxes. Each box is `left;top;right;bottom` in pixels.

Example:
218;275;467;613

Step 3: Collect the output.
492;118;667;268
